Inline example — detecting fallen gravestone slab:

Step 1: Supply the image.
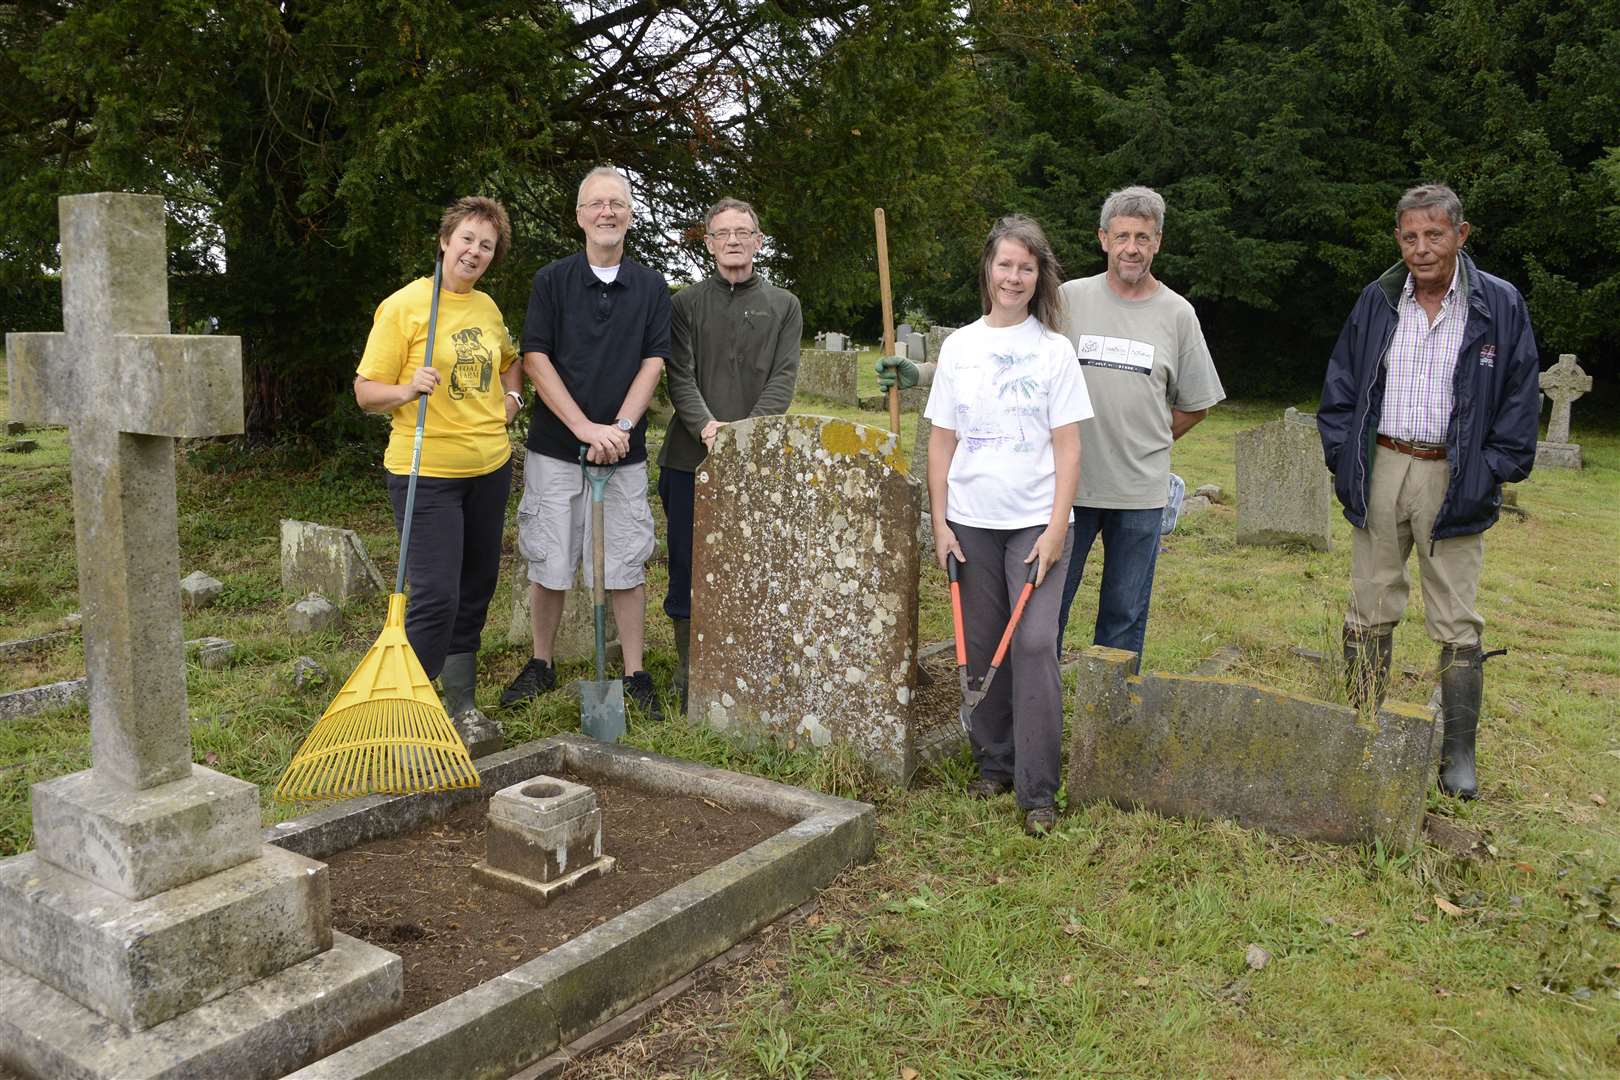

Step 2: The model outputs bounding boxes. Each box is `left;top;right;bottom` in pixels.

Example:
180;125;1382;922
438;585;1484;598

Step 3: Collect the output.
1236;408;1332;550
280;519;386;603
0;677;88;722
690;414;921;780
1067;646;1437;850
185;636;237;670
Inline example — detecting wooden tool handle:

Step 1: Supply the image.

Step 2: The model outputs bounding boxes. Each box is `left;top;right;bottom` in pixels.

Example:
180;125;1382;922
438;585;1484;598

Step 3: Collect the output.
874;207;900;434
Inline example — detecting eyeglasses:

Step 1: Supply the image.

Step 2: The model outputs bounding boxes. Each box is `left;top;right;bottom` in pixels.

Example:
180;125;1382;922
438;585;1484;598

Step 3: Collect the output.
579;199;629;214
707;228;757;242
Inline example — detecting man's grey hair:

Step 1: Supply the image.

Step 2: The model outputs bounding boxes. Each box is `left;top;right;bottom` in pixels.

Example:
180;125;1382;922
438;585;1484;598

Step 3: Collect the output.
1099;186;1166;234
1395;184;1464;229
704;196;760;231
577;166;633;210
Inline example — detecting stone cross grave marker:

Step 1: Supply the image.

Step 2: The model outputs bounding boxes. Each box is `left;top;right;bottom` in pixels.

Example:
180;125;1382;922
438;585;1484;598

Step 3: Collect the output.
1536;353;1591;470
689;414;921;780
1;194;398;1079
7;193;243;789
1235;407;1332;551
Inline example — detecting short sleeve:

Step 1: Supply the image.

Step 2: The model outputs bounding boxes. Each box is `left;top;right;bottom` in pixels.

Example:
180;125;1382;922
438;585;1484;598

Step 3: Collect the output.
1169;306;1224;411
642;274;673;361
520;267;556;356
923;342;961;429
356;295;408;383
1046;339;1093;426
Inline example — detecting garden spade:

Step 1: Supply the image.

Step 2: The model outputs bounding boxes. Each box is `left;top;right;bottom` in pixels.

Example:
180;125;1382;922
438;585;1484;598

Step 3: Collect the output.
948;555;1040;736
577;452;627;743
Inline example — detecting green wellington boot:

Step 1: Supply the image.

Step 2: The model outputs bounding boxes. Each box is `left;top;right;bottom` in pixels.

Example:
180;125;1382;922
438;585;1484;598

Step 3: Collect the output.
439;651;503;759
1342;626;1393;710
1437;644;1484;800
672;617;691;715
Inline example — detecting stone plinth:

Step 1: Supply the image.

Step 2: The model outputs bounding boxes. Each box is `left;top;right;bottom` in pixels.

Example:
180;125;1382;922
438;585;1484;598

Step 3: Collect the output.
690;415;921;780
794;348;859;406
1235;407;1332;550
0;843;332;1031
474;775;613;902
1067;647;1436;850
280;519;386;604
29;765;260;900
1535;441;1582;470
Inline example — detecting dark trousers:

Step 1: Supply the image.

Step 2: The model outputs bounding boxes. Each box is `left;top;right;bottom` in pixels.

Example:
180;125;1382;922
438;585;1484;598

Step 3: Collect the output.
386;458;511;679
657;466;695;621
1056;506;1162;666
953;521;1072;810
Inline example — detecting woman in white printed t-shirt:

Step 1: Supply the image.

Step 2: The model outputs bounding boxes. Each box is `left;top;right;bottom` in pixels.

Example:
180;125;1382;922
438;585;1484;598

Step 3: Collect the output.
924;214;1093;837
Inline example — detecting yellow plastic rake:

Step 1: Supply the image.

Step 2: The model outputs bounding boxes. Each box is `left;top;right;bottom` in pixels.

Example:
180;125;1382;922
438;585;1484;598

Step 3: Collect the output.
276;255;479;802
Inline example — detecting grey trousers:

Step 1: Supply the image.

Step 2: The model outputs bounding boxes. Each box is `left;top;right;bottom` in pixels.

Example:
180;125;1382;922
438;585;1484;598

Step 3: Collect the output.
952;521;1073;810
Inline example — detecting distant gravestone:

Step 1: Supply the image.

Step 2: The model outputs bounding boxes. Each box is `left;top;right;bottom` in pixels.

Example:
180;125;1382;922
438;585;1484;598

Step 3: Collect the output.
280;519;386;603
1067;646;1436;850
896;322;913;341
287;593;340;633
508;567;622;666
690;415;922;780
924;324;958;366
795;347;860;406
823;331;846;352
1535;353;1591;470
1235;408;1332;550
1;193;397;1077
905;331;927;363
179;569;223;611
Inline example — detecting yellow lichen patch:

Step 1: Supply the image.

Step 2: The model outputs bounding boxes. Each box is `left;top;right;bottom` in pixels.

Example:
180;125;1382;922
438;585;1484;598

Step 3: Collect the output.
818;419;907;472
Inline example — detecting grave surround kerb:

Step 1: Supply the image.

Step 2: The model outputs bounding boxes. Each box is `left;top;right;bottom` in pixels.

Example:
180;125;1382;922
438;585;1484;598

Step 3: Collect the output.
0;193;399;1079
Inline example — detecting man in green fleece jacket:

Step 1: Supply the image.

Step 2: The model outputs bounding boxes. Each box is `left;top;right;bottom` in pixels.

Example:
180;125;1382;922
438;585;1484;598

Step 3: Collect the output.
659;197;803;708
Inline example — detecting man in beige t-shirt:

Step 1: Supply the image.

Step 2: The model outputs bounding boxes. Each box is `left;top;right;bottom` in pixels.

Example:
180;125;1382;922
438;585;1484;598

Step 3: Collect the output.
1054;186;1224;667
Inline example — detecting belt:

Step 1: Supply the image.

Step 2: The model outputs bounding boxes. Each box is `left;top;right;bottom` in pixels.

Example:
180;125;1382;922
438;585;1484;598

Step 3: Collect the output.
1376;434;1447;460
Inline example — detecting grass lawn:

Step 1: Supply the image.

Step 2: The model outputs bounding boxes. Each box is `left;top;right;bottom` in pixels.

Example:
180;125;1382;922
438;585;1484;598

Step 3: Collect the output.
1;366;1616;1077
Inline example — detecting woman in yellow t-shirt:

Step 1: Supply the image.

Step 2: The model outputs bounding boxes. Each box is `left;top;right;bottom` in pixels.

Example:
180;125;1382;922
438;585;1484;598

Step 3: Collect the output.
354;196;523;732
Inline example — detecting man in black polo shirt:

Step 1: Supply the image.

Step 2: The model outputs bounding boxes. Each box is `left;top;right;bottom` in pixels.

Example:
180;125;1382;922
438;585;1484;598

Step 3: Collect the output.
501;166;672;717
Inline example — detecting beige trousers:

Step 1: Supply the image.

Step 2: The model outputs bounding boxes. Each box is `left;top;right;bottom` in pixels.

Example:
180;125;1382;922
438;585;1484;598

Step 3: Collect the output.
1346;447;1484;647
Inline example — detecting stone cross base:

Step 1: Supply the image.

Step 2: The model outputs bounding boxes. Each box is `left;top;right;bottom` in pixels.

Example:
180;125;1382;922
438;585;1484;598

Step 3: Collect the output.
0;933;400;1080
1067;647;1436;850
1534;441;1583;470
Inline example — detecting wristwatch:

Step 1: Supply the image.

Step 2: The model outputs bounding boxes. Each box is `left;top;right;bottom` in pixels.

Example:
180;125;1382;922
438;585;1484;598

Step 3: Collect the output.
615;417;633;432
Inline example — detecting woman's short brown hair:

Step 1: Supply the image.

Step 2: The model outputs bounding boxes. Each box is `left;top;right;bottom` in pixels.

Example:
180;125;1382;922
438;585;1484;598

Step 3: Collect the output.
438;196;512;267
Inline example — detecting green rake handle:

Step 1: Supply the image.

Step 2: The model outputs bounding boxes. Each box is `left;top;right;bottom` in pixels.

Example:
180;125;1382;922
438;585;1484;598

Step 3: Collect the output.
396;255;444;594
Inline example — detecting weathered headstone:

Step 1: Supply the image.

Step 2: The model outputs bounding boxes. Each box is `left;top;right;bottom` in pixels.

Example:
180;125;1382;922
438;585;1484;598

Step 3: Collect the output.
896;322;913;341
1235;408;1332;550
905;331;927;363
280;519;386;602
910;414;933;485
1535;353;1591;470
689;415;922;779
179;569;224;611
823;331;846;352
508;568;622;666
795;346;860;406
1;193;398;1079
1067;646;1436;850
924;324;958;365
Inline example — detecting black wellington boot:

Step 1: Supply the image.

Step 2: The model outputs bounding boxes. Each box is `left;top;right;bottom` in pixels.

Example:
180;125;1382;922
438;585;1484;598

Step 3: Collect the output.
1343;626;1393;710
1437;644;1483;800
672;617;691;716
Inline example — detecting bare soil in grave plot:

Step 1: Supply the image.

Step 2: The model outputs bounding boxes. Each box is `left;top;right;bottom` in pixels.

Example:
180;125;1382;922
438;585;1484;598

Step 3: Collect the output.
324;773;794;1020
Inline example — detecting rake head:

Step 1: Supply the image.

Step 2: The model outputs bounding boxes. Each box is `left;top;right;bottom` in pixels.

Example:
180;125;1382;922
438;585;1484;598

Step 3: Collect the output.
275;593;480;802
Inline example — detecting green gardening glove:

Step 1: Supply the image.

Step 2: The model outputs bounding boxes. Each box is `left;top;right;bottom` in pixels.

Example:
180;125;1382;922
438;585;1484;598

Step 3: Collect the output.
874;354;919;391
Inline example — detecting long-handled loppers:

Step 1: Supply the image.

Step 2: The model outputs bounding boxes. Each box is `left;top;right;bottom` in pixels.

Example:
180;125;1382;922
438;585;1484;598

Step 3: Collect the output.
948;555;1041;736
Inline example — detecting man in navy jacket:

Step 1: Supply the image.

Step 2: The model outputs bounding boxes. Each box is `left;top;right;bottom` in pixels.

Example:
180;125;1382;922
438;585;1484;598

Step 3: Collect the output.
1318;183;1540;800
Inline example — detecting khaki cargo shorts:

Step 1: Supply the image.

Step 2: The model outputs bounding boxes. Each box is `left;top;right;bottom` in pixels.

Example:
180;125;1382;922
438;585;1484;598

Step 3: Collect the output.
517;451;655;591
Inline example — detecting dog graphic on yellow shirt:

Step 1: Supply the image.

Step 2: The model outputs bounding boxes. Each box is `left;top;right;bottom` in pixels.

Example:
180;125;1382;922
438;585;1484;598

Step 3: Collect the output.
448;326;494;399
